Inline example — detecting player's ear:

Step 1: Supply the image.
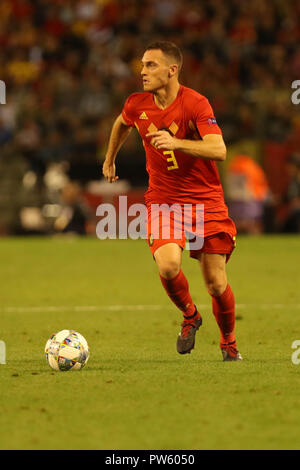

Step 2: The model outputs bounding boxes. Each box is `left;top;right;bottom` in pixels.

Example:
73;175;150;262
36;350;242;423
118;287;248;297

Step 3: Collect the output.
168;64;178;78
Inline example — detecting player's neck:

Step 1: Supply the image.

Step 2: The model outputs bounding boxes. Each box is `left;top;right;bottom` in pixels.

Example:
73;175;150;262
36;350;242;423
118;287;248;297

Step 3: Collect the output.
153;82;181;110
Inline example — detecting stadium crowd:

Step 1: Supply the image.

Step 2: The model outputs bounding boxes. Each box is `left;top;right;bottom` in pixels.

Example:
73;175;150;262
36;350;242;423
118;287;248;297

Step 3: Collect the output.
0;0;299;234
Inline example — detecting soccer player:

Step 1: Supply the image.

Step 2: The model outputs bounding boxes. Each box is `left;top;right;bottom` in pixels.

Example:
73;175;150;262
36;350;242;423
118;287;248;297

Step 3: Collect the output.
102;41;242;361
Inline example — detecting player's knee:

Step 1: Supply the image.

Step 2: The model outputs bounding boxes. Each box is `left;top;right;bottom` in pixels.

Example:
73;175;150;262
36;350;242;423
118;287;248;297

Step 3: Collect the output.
206;277;227;297
158;260;180;280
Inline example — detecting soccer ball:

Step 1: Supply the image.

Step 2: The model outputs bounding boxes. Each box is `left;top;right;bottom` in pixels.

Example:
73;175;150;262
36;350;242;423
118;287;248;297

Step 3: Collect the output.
45;329;89;371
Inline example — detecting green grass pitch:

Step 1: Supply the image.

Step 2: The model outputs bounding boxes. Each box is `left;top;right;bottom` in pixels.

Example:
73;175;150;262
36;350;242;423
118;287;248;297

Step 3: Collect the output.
0;235;300;450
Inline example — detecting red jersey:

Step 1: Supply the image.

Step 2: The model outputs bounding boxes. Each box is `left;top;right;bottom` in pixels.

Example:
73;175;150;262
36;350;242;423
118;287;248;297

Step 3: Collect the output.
122;85;226;211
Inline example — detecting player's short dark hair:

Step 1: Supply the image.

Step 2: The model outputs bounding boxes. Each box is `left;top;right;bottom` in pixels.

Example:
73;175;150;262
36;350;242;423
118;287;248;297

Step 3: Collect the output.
145;41;183;72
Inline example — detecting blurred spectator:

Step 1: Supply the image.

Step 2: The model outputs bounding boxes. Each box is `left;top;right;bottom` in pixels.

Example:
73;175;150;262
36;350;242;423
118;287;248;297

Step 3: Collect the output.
226;154;270;234
54;181;92;235
0;117;13;145
281;153;300;233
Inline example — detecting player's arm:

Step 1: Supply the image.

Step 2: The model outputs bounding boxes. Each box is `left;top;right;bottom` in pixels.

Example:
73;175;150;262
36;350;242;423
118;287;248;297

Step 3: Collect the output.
146;131;226;161
174;134;226;161
102;114;132;183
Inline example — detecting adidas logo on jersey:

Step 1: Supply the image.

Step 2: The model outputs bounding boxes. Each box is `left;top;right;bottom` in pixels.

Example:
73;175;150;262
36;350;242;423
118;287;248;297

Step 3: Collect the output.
139;112;148;120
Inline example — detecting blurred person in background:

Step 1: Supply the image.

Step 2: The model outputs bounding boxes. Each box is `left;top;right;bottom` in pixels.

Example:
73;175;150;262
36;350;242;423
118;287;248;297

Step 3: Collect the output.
226;154;270;234
54;180;91;235
281;153;300;233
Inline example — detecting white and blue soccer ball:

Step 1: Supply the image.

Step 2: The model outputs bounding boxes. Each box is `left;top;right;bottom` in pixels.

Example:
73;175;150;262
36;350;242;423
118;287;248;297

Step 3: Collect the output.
45;329;89;371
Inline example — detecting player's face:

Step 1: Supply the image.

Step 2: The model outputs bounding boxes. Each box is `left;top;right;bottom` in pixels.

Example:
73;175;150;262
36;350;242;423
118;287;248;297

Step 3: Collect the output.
141;50;173;92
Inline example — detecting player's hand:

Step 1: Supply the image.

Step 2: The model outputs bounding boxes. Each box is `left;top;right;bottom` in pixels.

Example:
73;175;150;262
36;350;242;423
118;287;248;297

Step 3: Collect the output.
102;160;119;183
146;131;178;150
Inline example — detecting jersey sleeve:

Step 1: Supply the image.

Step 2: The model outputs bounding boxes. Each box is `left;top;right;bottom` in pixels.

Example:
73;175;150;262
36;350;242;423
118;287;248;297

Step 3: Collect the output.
121;94;136;127
194;97;222;138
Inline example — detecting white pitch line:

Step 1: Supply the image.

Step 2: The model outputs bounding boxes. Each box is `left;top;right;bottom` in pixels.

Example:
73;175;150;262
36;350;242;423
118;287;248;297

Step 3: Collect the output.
1;303;300;313
1;305;165;313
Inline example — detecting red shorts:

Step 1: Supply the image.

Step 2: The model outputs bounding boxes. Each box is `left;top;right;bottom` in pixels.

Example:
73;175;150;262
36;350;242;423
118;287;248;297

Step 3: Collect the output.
146;203;237;262
189;231;236;262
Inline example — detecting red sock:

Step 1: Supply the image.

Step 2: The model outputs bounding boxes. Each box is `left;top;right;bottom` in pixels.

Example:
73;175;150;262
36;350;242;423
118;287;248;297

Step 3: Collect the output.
211;284;236;345
160;270;197;317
